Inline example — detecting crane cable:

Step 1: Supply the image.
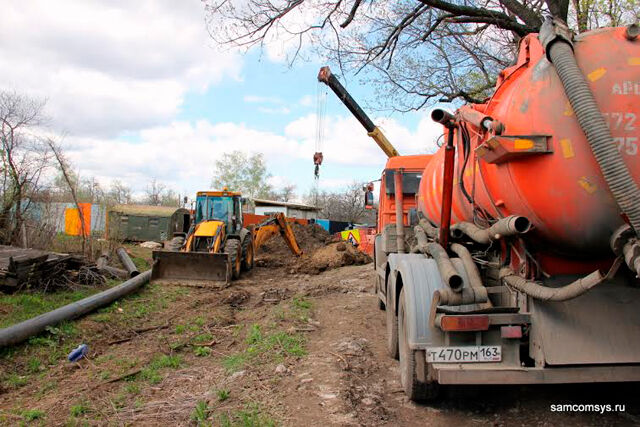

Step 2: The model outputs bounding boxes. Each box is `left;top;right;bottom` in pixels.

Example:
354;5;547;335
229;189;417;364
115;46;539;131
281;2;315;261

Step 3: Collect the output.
314;82;327;181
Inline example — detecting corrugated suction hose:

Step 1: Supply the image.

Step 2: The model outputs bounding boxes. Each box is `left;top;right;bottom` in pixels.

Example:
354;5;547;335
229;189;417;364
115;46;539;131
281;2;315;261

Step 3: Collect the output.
541;18;640;236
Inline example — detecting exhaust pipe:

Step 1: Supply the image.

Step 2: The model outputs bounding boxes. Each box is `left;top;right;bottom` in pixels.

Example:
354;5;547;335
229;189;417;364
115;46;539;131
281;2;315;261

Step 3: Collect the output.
426;242;463;292
451;215;531;244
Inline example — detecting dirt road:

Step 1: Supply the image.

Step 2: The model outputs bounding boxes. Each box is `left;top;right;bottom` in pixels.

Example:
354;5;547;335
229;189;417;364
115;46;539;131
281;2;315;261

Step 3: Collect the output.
2;259;640;425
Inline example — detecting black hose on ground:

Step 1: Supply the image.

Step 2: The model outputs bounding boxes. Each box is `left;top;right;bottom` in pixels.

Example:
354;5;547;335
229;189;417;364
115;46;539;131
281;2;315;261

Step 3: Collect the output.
540;18;640;236
0;270;151;348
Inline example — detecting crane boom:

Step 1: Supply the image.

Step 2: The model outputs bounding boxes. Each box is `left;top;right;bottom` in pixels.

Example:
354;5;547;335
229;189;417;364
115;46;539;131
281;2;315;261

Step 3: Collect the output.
317;66;400;158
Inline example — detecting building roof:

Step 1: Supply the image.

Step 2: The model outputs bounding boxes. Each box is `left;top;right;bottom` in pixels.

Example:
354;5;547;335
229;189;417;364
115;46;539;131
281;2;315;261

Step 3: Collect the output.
252;198;321;211
109;204;188;217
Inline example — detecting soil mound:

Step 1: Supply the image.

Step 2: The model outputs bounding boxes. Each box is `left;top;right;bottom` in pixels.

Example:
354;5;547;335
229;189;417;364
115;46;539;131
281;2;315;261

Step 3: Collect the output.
295;242;372;275
256;222;332;266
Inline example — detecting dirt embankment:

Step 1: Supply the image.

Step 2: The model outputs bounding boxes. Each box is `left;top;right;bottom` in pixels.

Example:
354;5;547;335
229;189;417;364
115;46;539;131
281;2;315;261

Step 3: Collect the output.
256;223;372;274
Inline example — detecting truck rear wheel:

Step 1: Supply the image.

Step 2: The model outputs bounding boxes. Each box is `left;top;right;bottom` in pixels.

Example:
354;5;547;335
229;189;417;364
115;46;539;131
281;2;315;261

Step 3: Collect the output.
241;235;254;271
376;276;386;310
386;288;398;359
224;239;242;280
398;287;439;401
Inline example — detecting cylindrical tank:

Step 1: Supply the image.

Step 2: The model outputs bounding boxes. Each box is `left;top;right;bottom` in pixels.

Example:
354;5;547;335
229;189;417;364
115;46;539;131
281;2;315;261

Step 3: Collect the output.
418;27;640;264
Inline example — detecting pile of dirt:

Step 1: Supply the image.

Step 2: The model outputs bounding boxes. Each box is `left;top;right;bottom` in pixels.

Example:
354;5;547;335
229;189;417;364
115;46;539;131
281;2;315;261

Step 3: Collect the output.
255;223;332;267
295;242;372;275
255;223;371;274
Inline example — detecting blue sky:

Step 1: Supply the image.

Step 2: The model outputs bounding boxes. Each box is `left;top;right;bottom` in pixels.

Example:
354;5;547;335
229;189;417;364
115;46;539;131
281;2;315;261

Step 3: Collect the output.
0;0;442;201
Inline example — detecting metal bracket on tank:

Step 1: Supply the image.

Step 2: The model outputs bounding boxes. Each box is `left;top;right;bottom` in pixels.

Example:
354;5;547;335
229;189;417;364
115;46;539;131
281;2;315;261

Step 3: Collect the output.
475;135;552;164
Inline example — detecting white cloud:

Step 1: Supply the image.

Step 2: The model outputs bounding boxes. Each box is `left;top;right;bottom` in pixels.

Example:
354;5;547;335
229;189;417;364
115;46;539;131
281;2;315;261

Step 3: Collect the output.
258;106;291;115
62;112;441;196
244;95;284;104
298;95;313;107
285;113;441;166
0;0;242;137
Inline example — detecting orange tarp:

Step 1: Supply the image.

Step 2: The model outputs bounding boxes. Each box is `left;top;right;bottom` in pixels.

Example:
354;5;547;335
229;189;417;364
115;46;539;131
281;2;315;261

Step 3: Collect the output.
64;203;91;236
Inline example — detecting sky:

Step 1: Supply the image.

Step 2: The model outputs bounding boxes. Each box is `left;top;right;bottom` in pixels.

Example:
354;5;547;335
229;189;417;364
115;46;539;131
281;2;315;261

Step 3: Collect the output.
0;0;444;201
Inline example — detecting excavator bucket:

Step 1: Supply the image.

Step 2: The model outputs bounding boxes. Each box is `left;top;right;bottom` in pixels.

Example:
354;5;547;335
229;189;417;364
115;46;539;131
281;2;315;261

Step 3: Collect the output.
151;250;230;288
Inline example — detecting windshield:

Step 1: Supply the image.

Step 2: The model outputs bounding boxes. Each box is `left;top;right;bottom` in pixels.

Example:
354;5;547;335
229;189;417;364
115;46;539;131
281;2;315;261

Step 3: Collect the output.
195;195;232;224
209;197;231;221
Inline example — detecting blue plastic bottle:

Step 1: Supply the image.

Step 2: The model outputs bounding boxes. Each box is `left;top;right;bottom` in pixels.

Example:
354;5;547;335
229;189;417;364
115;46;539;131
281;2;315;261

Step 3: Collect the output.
68;344;88;362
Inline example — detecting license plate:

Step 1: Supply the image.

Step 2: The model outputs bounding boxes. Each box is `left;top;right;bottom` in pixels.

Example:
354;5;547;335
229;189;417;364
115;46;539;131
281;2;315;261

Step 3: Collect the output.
426;346;501;363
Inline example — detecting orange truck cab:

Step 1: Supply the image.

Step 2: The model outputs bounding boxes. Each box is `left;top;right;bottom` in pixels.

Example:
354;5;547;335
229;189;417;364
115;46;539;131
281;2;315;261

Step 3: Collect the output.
372;154;432;305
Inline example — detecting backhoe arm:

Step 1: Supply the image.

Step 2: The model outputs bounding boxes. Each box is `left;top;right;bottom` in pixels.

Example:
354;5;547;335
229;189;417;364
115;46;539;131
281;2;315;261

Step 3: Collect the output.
253;213;303;256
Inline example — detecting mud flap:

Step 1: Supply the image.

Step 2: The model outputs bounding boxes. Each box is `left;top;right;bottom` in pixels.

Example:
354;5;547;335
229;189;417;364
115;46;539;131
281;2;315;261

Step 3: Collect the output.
151;250;230;287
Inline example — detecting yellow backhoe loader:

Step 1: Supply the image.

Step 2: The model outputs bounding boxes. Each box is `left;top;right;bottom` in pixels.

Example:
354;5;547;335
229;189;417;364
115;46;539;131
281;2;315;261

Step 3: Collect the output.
151;190;302;287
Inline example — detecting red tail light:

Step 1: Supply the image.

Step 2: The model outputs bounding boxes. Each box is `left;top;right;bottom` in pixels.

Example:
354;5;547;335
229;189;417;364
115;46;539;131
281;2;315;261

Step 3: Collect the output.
440;315;489;331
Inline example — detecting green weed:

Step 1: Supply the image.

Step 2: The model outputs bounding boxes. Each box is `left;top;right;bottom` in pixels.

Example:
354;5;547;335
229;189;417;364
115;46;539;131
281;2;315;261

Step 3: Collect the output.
21;409;45;421
140;354;183;384
216;389;230;402
194;346;212;357
191;400;210;425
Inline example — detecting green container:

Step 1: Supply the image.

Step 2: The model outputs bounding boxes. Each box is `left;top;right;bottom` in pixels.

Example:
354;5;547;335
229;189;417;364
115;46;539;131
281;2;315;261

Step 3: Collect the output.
108;205;191;242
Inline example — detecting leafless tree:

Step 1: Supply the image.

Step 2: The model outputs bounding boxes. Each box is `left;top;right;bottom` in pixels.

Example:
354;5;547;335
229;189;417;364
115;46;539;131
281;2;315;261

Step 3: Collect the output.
46;138;93;258
306;181;374;223
268;184;297;202
107;180;133;205
0;91;53;245
144;178;166;206
204;0;638;112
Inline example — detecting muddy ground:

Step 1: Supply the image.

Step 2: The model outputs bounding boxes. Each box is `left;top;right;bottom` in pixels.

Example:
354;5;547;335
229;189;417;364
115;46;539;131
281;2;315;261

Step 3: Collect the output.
1;236;640;425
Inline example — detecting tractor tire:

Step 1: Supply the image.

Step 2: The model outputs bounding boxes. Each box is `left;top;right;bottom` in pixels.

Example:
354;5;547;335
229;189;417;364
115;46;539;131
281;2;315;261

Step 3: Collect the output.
376;276;386;311
167;236;185;251
398;287;440;401
241;235;254;271
224;239;242;280
386;287;399;359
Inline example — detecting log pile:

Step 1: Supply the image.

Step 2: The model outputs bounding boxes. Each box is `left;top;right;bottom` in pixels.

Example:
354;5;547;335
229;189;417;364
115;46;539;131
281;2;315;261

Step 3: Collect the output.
0;246;105;292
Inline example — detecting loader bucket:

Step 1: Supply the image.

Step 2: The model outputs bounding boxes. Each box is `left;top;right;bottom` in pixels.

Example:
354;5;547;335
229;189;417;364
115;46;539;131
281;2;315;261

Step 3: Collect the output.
151;250;230;288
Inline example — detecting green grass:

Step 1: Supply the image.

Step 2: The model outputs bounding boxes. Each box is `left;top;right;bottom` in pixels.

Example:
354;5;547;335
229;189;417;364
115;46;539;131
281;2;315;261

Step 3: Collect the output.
290;297;312;322
191;400;211;425
21;409;45;421
69;402;90;417
217;404;277;427
27;357;42;373
216;389;230;402
125;383;140;395
194;346;212;357
5;373;28;388
140;354;183;384
193;333;214;343
0;291;97;328
291;297;311;310
222;353;249;373
222;324;306;373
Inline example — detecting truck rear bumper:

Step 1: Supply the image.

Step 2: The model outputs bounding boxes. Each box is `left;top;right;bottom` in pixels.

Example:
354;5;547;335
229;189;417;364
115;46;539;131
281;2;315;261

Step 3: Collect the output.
433;364;640;385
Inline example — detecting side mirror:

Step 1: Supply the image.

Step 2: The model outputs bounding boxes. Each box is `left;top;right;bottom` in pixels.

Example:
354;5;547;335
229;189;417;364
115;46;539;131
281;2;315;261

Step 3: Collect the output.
364;190;374;209
364;182;375;209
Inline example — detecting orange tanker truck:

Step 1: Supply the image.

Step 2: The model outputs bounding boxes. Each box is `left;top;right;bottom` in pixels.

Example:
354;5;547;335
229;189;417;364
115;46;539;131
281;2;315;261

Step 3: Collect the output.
323;19;640;401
